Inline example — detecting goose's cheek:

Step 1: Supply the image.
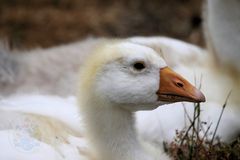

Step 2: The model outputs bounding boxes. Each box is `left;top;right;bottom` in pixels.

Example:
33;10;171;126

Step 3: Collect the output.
95;67;160;105
98;85;159;105
95;79;159;105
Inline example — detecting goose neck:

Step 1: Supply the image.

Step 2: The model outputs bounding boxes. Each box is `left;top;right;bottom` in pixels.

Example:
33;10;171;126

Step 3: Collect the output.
82;100;151;160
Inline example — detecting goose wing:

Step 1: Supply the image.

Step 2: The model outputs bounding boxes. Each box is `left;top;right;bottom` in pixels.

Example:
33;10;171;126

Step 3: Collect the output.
0;95;90;160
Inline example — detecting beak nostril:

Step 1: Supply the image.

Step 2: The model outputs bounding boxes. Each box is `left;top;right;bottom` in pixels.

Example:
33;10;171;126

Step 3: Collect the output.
176;82;184;88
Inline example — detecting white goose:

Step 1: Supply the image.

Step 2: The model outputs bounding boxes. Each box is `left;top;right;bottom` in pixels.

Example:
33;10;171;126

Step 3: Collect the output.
1;35;239;143
0;0;239;150
0;42;205;160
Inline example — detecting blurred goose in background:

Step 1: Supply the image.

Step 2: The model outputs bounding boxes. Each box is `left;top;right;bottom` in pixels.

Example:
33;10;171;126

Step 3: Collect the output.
0;42;205;160
130;36;240;144
0;38;103;96
204;0;240;73
134;0;240;143
0;37;204;97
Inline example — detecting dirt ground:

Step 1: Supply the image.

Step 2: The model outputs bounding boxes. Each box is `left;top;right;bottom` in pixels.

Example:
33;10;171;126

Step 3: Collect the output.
0;0;204;49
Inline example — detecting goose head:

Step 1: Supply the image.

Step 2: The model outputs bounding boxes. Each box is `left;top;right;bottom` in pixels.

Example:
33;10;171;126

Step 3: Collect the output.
79;41;205;111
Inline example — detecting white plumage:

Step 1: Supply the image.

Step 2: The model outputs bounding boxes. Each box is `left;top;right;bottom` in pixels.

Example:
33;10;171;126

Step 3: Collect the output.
0;34;239;159
2;42;204;160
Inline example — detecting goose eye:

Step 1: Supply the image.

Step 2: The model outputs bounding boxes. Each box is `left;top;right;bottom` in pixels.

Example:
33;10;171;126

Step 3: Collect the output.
133;61;146;71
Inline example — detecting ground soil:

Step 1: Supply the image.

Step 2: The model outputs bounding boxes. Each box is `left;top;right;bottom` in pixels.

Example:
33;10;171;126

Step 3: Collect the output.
0;0;204;49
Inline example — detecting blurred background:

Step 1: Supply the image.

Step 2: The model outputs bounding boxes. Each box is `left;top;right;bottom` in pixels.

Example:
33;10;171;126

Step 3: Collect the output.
0;0;204;49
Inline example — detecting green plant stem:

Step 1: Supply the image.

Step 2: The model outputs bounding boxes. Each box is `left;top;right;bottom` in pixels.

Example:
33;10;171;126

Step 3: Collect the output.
210;91;231;146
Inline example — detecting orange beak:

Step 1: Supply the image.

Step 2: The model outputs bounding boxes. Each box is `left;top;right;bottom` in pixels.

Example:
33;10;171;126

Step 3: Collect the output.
157;67;205;103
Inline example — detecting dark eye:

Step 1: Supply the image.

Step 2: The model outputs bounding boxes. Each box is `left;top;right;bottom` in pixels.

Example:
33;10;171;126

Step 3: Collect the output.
133;61;146;71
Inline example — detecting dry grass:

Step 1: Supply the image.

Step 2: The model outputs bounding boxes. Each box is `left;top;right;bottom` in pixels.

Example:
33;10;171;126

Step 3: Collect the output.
165;92;240;160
